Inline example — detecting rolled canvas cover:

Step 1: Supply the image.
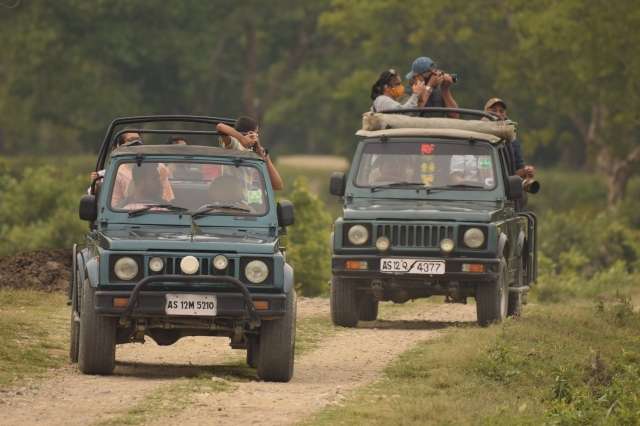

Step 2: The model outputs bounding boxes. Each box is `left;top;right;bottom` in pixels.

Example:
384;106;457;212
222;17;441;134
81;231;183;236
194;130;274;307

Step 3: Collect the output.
362;112;517;142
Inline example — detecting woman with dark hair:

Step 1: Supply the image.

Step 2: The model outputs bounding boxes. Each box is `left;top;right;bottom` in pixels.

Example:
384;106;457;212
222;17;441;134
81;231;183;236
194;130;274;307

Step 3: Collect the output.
371;69;426;112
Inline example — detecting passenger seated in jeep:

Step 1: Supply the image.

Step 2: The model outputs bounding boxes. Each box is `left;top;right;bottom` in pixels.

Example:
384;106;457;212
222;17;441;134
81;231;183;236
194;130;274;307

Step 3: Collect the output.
207;175;251;211
449;155;495;188
115;164;167;210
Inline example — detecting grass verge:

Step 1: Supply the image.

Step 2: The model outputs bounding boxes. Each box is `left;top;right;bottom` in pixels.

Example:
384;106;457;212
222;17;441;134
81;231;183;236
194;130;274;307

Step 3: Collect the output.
0;289;69;387
309;296;640;425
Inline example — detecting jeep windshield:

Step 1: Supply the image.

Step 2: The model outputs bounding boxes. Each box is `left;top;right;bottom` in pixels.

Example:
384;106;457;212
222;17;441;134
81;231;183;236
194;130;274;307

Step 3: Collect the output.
109;161;268;216
355;140;496;191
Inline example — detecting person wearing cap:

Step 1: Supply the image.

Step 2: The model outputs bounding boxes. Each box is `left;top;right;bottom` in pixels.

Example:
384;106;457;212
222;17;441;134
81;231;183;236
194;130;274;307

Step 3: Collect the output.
370;69;427;112
484;98;535;178
406;56;459;118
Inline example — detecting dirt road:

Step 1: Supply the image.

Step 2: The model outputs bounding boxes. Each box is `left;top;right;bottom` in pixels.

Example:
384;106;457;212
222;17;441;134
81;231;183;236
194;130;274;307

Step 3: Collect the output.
0;299;475;426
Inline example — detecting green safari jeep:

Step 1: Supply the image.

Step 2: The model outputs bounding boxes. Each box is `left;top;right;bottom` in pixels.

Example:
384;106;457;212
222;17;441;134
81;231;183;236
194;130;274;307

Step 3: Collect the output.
69;116;296;382
329;108;538;327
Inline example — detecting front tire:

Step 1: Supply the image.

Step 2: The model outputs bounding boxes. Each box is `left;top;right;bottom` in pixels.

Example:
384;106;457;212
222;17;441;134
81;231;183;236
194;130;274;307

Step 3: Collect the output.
330;277;359;327
358;294;379;321
246;335;259;369
69;271;80;363
78;278;116;375
476;260;508;327
257;290;296;382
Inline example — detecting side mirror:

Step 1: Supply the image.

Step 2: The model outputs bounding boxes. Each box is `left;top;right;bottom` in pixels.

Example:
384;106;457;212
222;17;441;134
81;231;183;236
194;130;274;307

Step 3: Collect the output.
329;172;345;196
277;200;295;227
79;195;97;221
507;175;524;200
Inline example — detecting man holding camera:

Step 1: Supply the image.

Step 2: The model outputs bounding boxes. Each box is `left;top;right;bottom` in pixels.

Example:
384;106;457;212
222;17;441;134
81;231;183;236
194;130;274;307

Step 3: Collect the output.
216;117;284;190
484;98;535;180
406;56;459;118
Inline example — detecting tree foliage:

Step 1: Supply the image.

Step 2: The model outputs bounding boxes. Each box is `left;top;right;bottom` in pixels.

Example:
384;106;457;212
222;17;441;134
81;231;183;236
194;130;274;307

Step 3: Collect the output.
0;0;638;204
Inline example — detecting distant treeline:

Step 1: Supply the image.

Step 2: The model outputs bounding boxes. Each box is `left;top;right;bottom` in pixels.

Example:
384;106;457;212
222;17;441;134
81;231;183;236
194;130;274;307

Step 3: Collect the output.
0;0;638;205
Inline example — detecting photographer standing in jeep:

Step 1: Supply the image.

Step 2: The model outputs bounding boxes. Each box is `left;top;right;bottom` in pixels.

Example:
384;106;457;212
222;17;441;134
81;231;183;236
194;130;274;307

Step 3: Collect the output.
406;56;459;118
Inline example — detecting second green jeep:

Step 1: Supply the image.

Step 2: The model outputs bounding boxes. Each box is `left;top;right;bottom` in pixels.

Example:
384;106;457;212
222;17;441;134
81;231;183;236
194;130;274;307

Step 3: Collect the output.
329;109;538;327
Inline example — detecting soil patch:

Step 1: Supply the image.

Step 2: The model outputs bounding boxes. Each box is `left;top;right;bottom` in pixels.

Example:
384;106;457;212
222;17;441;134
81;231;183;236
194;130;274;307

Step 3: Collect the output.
0;249;72;292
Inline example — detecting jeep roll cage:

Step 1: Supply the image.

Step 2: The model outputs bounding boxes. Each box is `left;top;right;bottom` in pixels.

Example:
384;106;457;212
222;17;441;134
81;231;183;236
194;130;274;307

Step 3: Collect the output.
379;107;499;121
96;115;237;171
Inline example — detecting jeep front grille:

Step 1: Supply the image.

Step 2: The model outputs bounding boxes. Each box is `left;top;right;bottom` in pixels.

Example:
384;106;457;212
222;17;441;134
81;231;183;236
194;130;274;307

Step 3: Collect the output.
376;224;454;248
152;256;235;277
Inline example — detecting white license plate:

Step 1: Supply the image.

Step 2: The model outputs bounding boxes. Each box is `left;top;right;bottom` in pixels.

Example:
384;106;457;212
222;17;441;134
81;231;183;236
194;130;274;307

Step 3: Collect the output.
380;258;445;275
165;294;217;316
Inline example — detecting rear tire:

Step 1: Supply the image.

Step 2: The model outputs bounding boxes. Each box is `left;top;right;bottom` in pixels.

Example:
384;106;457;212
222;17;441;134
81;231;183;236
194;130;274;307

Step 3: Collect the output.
330;277;359;327
507;292;523;317
476;260;508;327
257;290;296;382
78;278;116;375
358;294;379;321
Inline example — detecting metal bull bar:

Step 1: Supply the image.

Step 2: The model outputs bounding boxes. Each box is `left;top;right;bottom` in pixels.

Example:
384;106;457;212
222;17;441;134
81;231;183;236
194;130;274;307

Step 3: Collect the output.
121;275;261;328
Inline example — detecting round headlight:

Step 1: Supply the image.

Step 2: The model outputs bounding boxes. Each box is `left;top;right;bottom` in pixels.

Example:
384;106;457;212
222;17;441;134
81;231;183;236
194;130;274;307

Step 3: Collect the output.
213;255;229;270
376;236;390;251
114;257;138;281
180;255;200;275
440;238;455;253
148;257;164;273
245;260;269;284
348;225;369;246
463;228;485;249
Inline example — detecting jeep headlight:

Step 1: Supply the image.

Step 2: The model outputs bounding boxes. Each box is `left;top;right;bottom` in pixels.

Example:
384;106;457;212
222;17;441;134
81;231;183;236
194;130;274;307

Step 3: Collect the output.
347;225;369;246
148;257;164;273
463;228;485;249
114;257;139;281
180;255;200;275
212;255;229;271
245;260;269;284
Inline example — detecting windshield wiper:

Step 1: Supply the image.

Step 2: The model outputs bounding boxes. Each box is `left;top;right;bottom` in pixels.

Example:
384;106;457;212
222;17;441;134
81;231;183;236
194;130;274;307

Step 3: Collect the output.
127;203;188;217
370;181;427;192
190;203;251;219
423;183;486;193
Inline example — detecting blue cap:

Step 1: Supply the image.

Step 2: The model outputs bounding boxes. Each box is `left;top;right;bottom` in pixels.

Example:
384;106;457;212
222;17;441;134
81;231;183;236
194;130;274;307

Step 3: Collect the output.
406;56;436;80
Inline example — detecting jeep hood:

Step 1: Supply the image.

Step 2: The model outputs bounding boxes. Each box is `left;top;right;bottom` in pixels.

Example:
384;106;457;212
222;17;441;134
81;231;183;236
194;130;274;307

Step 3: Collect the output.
343;198;507;222
97;226;277;253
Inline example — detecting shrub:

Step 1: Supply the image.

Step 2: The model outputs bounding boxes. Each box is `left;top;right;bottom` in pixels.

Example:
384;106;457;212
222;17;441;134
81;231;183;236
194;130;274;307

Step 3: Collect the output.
0;165;87;255
284;177;332;296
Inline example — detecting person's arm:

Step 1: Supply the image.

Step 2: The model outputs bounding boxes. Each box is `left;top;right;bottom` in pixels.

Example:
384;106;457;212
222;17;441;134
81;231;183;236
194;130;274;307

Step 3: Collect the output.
253;140;284;190
441;74;460;118
216;123;253;149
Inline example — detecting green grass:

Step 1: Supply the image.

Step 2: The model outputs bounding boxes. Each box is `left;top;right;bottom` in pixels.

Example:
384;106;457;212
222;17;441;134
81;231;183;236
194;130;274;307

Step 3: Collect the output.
0;289;69;387
308;297;640;425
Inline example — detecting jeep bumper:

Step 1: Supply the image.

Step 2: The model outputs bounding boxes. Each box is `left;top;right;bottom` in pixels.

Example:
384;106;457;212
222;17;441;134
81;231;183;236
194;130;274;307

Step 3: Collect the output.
332;255;500;282
94;275;285;325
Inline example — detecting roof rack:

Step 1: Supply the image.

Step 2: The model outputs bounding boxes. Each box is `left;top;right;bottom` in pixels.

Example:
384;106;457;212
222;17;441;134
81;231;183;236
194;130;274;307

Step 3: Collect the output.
380;107;498;121
96;115;236;171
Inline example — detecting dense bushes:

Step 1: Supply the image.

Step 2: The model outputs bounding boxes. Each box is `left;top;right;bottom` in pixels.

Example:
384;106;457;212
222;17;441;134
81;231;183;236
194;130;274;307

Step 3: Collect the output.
0;162;87;256
284;177;333;296
531;170;640;302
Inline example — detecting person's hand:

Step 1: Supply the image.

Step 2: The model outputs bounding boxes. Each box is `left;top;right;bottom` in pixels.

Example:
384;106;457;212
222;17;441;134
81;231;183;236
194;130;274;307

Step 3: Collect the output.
253;139;268;159
427;72;443;89
411;79;426;95
523;165;536;178
90;171;98;181
245;131;259;148
442;73;454;89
